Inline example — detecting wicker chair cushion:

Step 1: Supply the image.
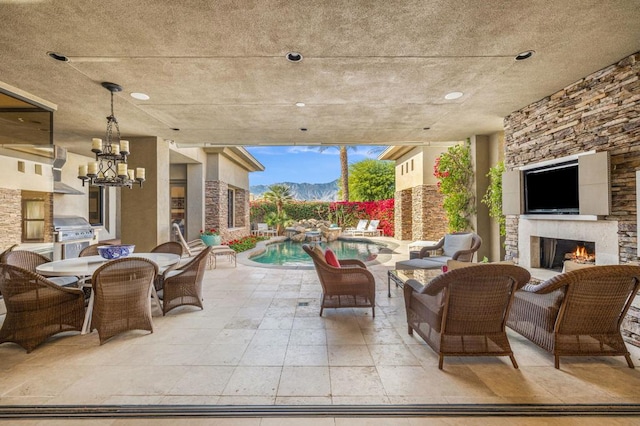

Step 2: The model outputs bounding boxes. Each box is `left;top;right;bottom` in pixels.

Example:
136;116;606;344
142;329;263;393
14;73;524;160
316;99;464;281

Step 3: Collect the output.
442;233;473;257
324;248;340;268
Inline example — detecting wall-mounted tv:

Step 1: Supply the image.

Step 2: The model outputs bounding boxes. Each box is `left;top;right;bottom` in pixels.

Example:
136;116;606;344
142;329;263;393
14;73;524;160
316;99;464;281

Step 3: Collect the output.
524;160;579;214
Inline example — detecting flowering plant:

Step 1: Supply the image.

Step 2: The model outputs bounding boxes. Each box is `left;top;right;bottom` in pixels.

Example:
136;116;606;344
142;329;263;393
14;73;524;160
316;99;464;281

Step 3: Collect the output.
200;228;219;236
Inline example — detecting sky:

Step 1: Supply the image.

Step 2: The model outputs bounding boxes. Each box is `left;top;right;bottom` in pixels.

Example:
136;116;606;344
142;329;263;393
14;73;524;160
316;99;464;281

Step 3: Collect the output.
245;145;384;186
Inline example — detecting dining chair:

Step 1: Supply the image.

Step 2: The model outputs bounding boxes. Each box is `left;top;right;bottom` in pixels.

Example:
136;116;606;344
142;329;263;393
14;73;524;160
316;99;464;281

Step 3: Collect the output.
150;241;184;290
4;250;78;287
90;257;158;344
160;246;212;315
0;264;85;352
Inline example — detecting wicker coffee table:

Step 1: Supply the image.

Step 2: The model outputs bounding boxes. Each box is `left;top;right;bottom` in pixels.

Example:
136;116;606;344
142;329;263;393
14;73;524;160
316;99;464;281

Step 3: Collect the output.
387;268;441;297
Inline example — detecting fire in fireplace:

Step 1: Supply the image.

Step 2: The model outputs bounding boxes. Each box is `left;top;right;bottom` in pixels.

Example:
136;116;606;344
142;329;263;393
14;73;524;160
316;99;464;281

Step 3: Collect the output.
539;238;595;271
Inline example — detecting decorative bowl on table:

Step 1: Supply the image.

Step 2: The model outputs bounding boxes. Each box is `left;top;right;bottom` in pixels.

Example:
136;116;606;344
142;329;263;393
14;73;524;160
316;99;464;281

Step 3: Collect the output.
97;244;135;260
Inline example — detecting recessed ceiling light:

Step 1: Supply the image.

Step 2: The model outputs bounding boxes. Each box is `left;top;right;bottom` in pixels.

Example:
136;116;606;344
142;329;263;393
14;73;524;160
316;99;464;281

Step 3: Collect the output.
286;52;303;62
515;50;535;61
171;128;180;131
47;51;69;62
295;102;306;107
299;128;308;132
130;92;150;100
444;91;463;100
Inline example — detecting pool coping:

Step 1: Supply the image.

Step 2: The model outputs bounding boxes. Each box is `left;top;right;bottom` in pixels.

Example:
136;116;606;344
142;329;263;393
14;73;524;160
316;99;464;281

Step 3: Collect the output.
237;235;400;270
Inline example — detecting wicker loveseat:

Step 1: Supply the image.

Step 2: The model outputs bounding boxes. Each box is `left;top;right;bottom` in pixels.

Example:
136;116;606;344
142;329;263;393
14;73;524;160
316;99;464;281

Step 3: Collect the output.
507;265;640;369
404;263;531;369
302;244;376;317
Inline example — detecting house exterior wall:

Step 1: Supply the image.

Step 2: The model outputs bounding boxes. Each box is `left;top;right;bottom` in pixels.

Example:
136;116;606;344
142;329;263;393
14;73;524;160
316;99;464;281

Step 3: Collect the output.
0;188;22;249
503;51;640;345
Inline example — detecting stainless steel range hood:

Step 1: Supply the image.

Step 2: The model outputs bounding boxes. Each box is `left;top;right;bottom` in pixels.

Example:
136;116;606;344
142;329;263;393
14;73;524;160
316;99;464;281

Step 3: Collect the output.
52;145;83;195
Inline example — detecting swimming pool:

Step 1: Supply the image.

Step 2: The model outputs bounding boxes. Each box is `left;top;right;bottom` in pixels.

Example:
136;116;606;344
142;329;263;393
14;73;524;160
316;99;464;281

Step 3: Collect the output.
250;239;385;266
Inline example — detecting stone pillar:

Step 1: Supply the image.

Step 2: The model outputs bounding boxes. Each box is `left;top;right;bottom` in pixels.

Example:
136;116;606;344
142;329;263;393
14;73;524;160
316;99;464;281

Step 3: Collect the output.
394;188;413;240
205;180;226;235
120;136;171;252
412;184;447;241
0;188;22;248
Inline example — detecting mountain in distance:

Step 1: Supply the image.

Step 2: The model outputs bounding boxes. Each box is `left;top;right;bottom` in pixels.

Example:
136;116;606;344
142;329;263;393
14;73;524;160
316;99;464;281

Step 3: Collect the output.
251;181;339;201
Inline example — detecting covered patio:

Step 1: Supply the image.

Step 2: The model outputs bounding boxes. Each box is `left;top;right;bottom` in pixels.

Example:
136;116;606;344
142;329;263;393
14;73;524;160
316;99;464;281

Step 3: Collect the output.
2;239;640;424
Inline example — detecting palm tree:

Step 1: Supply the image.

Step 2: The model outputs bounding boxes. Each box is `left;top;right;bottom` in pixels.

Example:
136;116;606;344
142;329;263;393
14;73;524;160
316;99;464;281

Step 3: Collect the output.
263;184;293;234
318;146;355;201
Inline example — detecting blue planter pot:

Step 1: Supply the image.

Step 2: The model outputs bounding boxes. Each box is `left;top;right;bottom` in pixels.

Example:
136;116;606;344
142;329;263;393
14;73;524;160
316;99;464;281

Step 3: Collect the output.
200;235;221;246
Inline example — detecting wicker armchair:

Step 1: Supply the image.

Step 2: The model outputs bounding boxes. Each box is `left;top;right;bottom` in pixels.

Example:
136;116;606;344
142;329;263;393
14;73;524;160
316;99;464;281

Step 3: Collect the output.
507;265;640;369
404;264;531;369
302;244;376;317
160;246;212;315
4;250;78;287
90;257;158;344
0;264;85;352
416;232;482;262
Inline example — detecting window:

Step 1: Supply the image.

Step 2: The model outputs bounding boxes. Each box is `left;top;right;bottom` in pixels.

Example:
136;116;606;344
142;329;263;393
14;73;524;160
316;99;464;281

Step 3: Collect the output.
411;159;414;171
228;189;235;228
22;198;45;242
88;186;104;226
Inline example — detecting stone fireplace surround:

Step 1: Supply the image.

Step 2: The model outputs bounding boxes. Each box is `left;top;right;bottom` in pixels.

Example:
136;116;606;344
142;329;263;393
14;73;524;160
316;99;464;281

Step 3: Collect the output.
518;217;619;280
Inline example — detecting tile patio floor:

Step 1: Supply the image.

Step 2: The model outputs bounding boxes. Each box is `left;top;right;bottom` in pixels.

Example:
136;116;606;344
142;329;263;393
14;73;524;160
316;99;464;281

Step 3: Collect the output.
1;238;640;424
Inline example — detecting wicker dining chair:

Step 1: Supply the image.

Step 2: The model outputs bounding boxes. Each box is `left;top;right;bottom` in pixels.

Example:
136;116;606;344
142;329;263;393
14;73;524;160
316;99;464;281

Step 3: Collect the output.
150;241;185;291
302;244;376;317
404;264;531;369
507;265;640;369
4;250;78;287
0;264;85;352
160;246;212;315
90;257;158;344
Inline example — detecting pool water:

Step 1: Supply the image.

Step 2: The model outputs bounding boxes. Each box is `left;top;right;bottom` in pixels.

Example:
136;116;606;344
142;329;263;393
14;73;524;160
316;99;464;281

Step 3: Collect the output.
250;239;384;266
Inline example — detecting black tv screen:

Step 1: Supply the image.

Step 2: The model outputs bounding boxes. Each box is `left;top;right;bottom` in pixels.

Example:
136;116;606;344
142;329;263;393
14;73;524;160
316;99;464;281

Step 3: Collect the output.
524;161;579;214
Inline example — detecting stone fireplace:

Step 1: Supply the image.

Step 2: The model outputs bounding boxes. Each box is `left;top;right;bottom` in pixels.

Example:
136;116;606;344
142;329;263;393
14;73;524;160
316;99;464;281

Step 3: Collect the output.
518;218;619;279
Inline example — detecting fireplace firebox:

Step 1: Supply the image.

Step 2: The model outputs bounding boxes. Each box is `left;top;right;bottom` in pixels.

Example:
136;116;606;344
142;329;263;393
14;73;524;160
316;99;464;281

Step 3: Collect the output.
537;238;595;271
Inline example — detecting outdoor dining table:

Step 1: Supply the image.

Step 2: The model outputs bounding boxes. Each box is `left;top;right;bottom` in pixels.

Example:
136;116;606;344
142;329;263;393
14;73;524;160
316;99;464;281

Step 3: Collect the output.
36;253;181;334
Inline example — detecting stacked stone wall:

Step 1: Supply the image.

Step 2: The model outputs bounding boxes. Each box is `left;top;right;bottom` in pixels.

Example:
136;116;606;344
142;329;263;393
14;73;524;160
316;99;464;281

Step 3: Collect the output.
0;188;21;249
411;184;447;241
394;189;413;240
504;51;640;345
205;182;251;243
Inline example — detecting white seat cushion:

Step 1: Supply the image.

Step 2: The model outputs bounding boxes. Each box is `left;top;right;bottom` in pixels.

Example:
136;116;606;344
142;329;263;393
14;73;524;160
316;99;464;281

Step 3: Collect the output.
442;234;473;257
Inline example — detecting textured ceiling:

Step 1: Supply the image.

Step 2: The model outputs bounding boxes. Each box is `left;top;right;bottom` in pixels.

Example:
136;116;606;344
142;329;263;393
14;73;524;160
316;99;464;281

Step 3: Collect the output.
0;0;639;153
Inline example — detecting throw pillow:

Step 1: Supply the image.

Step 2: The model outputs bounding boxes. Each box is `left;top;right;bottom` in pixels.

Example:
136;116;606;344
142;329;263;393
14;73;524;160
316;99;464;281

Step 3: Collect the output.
324;248;341;268
442;233;473;257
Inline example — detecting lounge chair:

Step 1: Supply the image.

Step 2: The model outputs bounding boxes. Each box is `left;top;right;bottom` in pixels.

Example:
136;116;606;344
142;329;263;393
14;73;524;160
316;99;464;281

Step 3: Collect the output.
396;232;482;270
359;219;381;236
507;265;640;369
256;223;277;237
404;263;531;369
343;219;368;236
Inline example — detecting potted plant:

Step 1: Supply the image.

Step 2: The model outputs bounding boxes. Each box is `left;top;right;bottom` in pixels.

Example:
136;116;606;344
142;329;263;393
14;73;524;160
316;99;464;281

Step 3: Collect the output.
200;228;221;246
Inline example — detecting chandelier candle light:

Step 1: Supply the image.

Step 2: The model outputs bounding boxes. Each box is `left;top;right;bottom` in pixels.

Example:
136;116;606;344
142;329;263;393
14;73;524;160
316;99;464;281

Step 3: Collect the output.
78;82;145;188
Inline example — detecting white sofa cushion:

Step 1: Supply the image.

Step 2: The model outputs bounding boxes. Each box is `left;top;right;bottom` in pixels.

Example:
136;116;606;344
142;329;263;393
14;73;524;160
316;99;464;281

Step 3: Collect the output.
442;234;473;257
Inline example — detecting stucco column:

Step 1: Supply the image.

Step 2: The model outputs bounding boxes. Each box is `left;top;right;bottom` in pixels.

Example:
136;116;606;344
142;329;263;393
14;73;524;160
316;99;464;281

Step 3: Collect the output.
120;136;171;251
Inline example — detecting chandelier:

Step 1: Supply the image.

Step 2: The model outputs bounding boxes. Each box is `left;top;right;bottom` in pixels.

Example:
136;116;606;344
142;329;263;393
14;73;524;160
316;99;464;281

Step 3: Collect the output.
78;82;145;188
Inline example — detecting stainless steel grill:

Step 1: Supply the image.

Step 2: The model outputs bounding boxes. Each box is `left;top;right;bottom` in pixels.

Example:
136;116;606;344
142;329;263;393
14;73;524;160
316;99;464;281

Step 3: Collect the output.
53;216;94;242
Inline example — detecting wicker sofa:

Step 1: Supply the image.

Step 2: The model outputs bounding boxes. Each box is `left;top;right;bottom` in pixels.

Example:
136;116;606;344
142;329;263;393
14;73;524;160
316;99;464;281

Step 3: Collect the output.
507;265;640;369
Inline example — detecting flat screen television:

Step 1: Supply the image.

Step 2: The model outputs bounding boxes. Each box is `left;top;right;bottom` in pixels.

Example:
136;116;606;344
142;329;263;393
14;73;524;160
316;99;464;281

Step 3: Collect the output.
524;160;579;214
